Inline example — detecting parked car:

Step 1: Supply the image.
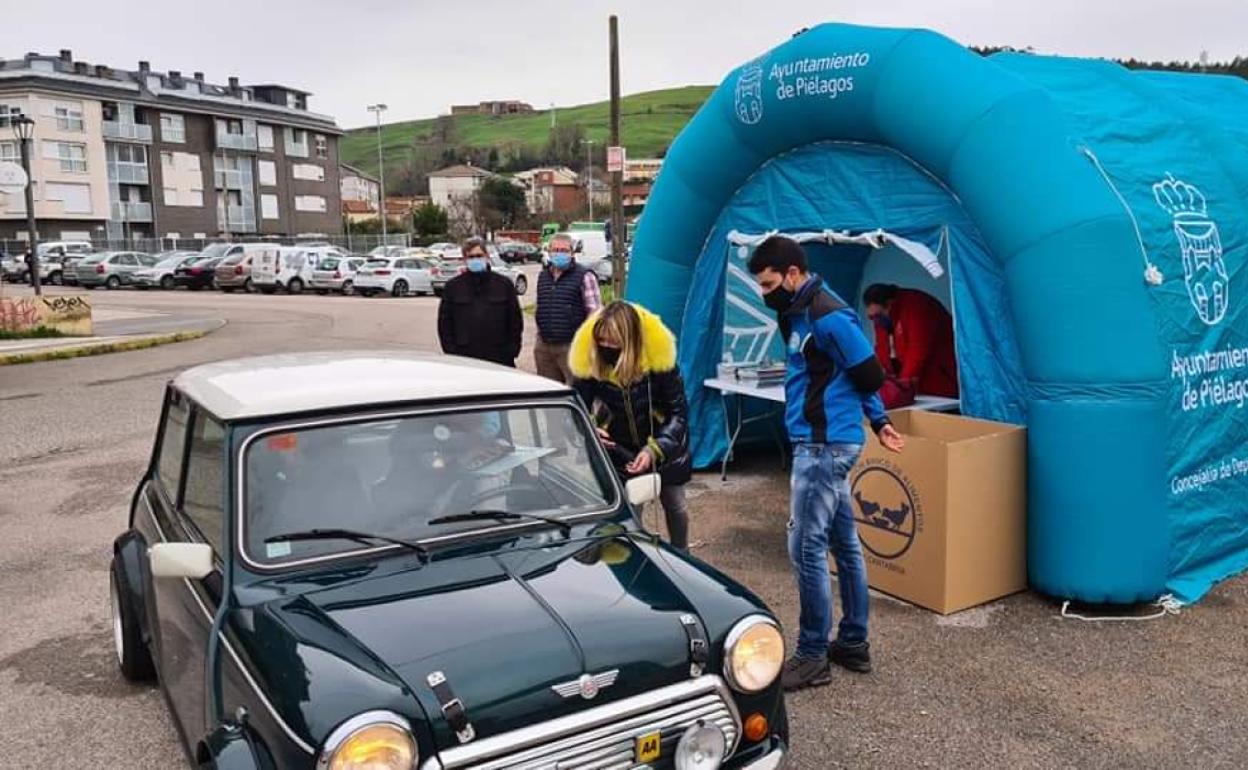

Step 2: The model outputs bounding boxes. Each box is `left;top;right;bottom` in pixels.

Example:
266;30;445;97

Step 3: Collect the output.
366;244;406;260
252;247;315;294
310;256;367;295
131;252;200;290
354;255;435;297
498;241;540;264
75;251;157;289
0;251;25;283
37;240;94;261
210;243;274;293
173;256;223;290
426;242;461;261
109;351;789;770
430;255;528;296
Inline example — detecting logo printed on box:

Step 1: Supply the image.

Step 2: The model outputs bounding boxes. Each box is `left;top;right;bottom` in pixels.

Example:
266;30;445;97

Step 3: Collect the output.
850;460;923;562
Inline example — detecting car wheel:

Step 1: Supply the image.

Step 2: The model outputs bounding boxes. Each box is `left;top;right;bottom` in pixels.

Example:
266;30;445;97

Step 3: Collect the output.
244;278;254;293
287;278;304;295
106;275;121;290
49;271;63;286
392;279;408;297
514;275;528;295
160;275;175;291
341;280;354;296
110;559;155;682
433;287;443;297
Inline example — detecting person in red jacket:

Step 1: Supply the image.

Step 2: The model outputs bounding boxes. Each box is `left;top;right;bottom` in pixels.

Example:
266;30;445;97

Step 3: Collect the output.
863;284;959;399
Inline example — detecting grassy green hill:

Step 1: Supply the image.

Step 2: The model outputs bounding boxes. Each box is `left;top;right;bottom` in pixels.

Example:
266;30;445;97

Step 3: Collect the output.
339;86;714;180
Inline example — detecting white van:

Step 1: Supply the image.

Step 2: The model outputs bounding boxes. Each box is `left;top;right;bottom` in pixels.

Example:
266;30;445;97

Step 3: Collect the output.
251;246;315;294
563;230;611;283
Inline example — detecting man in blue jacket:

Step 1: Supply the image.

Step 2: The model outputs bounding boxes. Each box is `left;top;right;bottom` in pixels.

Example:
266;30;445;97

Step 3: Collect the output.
748;235;905;691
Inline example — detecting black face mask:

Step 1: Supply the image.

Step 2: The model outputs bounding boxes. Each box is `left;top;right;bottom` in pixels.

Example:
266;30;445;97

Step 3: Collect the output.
597;346;622;367
763;286;795;313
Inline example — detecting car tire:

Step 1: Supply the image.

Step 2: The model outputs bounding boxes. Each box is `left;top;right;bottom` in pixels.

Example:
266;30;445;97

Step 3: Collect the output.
392;280;408;298
287;278;304;295
341;280;354;296
49;271;63;286
244;278;254;293
514;276;528;295
106;275;121;290
110;559;155;683
160;275;175;291
433;287;443;297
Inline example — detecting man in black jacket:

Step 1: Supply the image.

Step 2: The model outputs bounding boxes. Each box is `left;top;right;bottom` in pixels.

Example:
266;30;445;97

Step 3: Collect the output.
436;237;523;367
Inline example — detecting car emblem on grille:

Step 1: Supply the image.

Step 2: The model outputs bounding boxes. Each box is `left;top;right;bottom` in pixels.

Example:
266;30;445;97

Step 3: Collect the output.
551;669;619;700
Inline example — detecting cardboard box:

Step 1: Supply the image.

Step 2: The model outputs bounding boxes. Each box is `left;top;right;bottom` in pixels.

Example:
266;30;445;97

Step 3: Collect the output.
847;410;1027;614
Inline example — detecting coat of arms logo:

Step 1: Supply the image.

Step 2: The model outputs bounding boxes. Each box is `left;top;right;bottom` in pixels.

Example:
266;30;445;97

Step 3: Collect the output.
1152;173;1230;325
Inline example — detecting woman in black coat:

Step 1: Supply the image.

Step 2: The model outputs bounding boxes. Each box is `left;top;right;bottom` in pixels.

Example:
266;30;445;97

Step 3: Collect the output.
569;300;693;549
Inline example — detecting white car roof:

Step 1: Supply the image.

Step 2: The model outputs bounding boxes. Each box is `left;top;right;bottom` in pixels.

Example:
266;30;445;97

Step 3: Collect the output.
173;351;570;420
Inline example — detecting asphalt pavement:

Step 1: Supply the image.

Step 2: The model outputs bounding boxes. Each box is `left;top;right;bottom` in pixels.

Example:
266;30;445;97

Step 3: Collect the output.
1;277;1246;768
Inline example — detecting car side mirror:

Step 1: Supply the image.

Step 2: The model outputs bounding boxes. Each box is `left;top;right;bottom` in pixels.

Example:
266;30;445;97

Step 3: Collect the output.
626;473;662;507
149;542;213;580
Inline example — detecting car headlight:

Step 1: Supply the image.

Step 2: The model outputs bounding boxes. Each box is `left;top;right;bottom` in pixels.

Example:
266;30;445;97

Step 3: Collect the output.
318;711;418;770
723;615;784;693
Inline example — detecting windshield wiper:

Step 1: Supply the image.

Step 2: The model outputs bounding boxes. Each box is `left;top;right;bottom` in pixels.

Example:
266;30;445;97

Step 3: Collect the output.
264;528;429;562
427;510;572;537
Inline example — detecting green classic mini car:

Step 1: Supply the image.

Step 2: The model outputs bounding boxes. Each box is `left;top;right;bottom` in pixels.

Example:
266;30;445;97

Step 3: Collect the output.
109;352;789;769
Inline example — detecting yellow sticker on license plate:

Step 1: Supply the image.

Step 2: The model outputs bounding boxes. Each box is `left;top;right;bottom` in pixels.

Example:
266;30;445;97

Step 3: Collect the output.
635;731;662;762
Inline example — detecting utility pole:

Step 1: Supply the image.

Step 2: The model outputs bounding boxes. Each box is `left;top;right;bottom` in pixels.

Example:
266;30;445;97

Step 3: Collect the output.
581;139;595;221
9;115;40;294
368;104;389;244
608;14;626;296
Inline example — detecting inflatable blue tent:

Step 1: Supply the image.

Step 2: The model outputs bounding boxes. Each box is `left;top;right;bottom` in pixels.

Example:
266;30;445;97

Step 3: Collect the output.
627;23;1248;604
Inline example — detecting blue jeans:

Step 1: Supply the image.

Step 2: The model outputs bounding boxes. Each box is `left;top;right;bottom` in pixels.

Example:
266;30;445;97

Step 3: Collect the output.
788;442;868;659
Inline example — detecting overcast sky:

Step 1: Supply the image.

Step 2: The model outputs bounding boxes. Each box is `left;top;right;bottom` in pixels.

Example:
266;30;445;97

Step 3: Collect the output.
11;0;1247;129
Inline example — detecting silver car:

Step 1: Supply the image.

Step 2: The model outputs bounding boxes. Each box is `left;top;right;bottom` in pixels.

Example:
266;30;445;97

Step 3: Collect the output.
430;256;528;296
75;251;158;289
130;252;200;290
310;256;367;295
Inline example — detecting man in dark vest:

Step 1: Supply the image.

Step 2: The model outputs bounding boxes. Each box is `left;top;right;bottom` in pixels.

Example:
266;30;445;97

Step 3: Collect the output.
534;233;601;383
437;237;523;367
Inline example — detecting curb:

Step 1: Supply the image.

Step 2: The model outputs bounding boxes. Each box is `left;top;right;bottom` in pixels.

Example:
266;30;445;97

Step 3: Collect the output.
0;329;209;366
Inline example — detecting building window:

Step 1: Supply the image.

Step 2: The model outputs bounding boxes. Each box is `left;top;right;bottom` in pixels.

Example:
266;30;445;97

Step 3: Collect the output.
257;125;274;152
54;102;85;132
160;113;186;143
0;104;23;126
44;141;88;173
314;134;328;159
0;141;16;163
258;160;277;186
163;187;177;206
261;193;279;220
294;195;327;213
292;163;324;182
45;182;92;214
285;127;308;157
216;118;244;136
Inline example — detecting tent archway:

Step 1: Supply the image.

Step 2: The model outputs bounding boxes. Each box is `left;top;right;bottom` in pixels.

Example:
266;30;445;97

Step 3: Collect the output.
629;24;1248;604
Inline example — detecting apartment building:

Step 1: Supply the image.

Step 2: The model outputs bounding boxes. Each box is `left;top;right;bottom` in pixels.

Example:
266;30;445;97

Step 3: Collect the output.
340;163;380;211
428;164;492;232
0;50;343;243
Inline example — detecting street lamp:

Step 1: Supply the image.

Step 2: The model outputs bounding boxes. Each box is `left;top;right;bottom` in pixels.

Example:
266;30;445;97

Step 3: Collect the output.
581;138;595;221
9;115;40;295
367;104;388;244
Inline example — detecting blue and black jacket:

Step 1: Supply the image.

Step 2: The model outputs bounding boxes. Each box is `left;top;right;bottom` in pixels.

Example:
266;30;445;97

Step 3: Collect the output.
778;274;890;445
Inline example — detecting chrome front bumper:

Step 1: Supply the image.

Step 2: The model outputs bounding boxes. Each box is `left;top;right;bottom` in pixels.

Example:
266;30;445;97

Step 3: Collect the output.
741;745;786;769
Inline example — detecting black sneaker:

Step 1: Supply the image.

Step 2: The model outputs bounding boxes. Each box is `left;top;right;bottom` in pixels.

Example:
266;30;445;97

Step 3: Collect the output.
828;640;872;673
781;654;832;691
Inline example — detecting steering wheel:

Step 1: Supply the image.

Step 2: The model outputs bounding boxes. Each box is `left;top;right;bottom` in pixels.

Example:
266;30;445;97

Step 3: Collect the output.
460;481;552;513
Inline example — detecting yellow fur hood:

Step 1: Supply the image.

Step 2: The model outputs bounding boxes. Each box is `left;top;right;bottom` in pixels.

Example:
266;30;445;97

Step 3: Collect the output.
569;303;677;379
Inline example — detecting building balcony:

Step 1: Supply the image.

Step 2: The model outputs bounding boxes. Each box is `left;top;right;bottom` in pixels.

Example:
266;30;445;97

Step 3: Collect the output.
214;169;246;189
102;121;153;143
218;133;259;152
109;164;149;184
111;201;153;222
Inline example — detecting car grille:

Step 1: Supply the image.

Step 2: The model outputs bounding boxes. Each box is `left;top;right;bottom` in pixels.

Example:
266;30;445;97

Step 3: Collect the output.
430;677;740;770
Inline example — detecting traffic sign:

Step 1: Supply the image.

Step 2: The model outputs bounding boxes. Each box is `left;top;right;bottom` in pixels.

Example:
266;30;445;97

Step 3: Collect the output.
0;161;28;195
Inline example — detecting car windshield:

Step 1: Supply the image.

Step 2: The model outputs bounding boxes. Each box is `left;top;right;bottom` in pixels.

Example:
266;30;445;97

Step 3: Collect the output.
242;405;617;566
199;244;233;261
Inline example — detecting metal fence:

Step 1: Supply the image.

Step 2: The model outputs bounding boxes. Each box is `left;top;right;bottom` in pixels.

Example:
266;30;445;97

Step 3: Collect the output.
0;232;411;257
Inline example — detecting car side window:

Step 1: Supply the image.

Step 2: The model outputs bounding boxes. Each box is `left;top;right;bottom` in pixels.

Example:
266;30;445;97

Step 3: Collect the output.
117;254;137;266
140;255;158;267
182;410;227;553
157;392;191;502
